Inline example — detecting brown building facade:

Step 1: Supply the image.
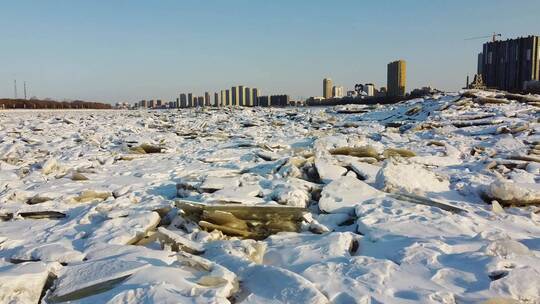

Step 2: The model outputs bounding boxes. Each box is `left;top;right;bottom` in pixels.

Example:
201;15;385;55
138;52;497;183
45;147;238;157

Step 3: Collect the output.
387;60;406;97
323;78;333;99
479;35;540;92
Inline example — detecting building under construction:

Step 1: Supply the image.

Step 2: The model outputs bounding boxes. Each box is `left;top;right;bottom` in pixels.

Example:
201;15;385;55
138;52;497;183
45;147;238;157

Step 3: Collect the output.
478;35;540;92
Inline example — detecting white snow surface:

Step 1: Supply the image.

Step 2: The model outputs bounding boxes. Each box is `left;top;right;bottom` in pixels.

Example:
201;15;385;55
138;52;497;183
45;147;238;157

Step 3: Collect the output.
1;92;540;303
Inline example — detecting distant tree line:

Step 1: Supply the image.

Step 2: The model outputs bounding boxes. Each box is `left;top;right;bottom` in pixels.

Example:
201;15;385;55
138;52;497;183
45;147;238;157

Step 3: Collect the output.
0;98;112;109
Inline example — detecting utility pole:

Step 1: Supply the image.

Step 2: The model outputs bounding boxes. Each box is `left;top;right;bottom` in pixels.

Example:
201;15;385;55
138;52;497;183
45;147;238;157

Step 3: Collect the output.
14;80;17;99
24;81;27;100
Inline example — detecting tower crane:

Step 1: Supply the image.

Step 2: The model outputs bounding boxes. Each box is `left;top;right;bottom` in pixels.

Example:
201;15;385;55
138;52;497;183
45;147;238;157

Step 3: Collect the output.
465;32;502;42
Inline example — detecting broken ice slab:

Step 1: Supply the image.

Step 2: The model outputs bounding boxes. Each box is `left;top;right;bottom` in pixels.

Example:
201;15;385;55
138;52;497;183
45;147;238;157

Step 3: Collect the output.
10;242;85;264
329;146;380;159
128;143;163;154
239;264;329;304
382;147;416;158
71;172;89;181
86;212;160;247
156;227;205;254
0;262;54;304
483;180;540;206
18;211;67;220
175;200;308;240
47;259;149;302
388;192;467;213
71;190;112;203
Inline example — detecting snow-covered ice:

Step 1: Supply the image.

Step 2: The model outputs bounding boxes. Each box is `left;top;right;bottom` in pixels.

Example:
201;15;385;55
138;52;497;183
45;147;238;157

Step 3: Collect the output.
1;90;539;303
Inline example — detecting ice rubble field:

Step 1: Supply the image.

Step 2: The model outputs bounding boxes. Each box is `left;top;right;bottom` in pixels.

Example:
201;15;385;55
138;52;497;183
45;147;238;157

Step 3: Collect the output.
0;90;539;304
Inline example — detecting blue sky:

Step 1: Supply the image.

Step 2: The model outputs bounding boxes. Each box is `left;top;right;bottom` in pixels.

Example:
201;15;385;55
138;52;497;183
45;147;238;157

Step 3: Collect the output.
1;0;539;103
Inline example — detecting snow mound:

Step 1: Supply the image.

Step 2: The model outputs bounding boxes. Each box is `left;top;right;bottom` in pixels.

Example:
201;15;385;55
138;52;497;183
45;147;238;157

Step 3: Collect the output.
486;180;540;206
319;175;384;214
375;160;450;195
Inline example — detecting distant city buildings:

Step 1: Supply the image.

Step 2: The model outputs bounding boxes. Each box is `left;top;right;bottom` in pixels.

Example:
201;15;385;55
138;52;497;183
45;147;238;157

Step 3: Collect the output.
204;92;211;106
270;95;290;107
238;85;245;106
173;85;265;108
180;94;187;107
188;93;193;107
231;86;239;106
245;87;252;106
225;89;231;106
323;78;333;99
252;88;259;106
387;60;407;97
363;83;375;96
477;35;540;92
332;86;344;98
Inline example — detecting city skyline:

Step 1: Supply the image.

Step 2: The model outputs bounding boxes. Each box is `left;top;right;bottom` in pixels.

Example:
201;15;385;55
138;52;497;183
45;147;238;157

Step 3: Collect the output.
1;1;540;103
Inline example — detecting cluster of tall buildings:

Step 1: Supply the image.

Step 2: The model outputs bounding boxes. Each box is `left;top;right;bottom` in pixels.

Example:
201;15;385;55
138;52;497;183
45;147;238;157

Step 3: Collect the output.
136;58;413;110
177;86;260;108
176;92;214;108
316;59;407;103
134;85;292;109
138;99;163;109
176;86;291;108
476;35;540;92
322;78;344;99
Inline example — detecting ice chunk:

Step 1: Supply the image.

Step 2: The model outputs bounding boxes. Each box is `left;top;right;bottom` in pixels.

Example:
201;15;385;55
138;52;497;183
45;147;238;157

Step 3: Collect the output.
486;180;540;206
485;239;531;258
239;264;329;304
264;232;358;272
490;267;540;303
156;227;205;254
319;175;384;214
86;212;160;247
12;242;85;264
314;158;347;184
48;259;149;302
0;262;52;304
375;160;450;195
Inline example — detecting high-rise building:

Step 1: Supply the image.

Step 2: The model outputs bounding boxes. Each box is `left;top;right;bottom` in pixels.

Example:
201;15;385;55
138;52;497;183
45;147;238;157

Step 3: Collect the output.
149;100;155;108
258;96;270;107
270;95;290;107
252;88;259;106
332;86;344;98
478;35;540;91
387;60;407;97
139;100;147;108
180;94;187;108
197;96;204;106
156;99;162;107
225;90;231;106
204;92;211;106
220;90;225;107
323;78;333;99
231;86;240;106
364;83;375;96
238;85;245;106
244;87;252;106
214;92;219;106
188;93;193;107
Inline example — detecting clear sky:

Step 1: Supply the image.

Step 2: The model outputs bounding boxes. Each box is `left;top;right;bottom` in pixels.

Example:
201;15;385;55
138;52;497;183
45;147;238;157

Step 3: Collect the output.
1;0;539;103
